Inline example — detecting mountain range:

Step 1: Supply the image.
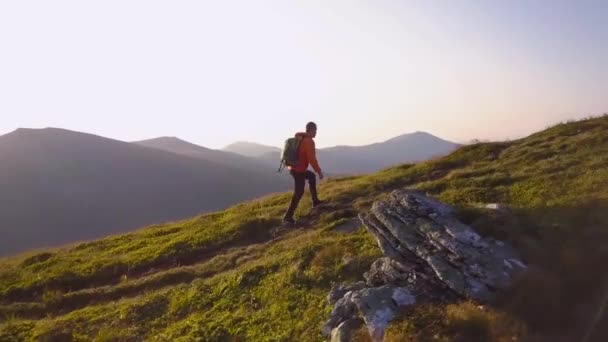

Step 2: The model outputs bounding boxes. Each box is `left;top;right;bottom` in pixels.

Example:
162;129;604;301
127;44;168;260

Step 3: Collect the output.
0;128;457;255
134;137;274;171
225;132;458;175
0;128;289;255
223;141;281;158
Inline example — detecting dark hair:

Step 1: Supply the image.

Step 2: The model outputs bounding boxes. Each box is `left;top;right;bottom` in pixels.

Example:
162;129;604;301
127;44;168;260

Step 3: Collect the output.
306;122;317;132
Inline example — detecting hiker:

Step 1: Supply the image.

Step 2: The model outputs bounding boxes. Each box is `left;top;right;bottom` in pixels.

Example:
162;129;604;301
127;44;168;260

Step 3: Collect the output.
283;121;324;225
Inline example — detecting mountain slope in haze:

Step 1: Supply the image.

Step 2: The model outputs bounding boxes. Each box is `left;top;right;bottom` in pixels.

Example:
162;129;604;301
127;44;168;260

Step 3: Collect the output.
240;131;459;175
318;131;459;174
1;115;607;341
134;137;276;172
223;141;281;158
0;128;289;255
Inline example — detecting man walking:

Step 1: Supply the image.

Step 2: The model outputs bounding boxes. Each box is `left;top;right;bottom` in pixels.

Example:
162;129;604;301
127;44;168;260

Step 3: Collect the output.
283;121;324;225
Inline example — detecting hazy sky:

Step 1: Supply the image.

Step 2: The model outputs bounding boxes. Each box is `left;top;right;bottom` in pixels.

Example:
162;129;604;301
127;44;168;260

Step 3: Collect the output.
1;1;606;148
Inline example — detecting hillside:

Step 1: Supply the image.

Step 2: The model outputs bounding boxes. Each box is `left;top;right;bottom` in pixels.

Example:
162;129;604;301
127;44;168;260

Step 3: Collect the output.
0;128;289;255
133;137;276;172
1;116;607;341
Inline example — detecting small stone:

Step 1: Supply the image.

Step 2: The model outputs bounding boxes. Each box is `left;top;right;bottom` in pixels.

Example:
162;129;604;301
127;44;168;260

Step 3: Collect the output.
330;317;364;342
364;257;413;286
484;203;509;211
351;285;416;342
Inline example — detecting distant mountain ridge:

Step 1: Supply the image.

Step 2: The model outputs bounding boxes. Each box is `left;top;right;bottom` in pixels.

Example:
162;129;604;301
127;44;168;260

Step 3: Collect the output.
0;128;289;255
225;131;458;175
0;127;456;254
223;141;281;158
134;137;276;172
318;131;459;174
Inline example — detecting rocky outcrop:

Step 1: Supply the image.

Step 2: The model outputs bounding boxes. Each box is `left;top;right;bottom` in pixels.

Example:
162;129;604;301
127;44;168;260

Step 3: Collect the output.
323;284;415;342
324;189;526;341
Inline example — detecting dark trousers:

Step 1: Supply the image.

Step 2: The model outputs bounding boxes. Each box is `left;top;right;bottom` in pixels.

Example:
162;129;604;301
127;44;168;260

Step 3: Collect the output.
284;170;319;219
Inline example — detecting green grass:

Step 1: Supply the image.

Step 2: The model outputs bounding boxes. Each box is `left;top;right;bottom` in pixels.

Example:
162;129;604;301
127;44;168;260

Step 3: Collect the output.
1;115;607;341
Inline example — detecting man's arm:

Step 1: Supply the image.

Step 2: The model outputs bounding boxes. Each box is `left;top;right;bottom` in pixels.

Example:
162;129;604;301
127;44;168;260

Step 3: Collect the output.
306;139;323;178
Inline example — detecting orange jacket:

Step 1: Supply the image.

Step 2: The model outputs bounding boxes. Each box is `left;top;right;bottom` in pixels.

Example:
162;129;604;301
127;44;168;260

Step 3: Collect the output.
289;132;322;174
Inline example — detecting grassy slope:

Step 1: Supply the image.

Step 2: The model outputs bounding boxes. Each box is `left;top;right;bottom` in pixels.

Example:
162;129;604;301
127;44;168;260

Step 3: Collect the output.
1;115;607;341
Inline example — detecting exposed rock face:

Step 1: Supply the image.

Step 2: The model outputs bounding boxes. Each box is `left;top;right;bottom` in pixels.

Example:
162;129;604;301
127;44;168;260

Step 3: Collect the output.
324;284;415;342
361;189;527;301
324;189;527;341
330;317;363;342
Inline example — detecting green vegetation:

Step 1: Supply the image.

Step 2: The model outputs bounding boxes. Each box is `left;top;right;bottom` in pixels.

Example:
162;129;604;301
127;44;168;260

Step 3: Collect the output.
1;115;607;341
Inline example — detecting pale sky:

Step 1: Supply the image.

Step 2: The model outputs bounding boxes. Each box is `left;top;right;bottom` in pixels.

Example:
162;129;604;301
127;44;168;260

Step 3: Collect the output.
1;1;606;148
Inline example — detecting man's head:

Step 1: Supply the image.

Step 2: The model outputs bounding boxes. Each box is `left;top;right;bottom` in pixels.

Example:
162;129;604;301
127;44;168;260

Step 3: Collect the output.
306;121;317;138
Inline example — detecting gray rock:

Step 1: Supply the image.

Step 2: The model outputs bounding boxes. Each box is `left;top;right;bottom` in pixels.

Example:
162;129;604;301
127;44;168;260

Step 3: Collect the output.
358;212;405;262
327;282;366;304
324;190;526;340
330;317;364;342
359;189;526;301
323;284;416;341
364;257;414;287
323;291;358;337
353;285;415;341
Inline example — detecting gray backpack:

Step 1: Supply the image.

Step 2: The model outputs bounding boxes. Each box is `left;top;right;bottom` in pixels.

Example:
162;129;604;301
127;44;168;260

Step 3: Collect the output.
278;137;302;172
